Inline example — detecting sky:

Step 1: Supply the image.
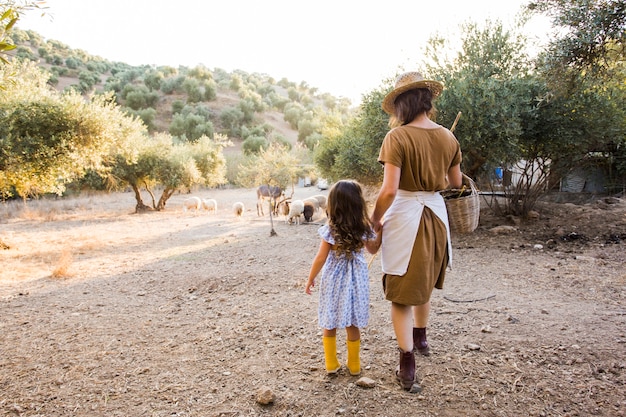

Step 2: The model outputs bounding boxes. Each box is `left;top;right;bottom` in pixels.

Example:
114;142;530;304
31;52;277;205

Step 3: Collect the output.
17;0;552;105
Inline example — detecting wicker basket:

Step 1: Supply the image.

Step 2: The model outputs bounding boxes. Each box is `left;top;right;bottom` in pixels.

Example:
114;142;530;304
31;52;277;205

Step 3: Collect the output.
442;174;480;234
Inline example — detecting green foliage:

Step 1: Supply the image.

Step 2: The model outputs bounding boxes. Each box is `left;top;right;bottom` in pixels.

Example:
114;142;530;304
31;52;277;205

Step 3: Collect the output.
126;107;157;131
315;89;388;185
242;135;268;155
527;0;626;192
0;60;147;199
121;84;159;110
77;69;100;91
283;102;304;129
237;143;299;190
528;0;625;79
203;79;217;101
187;64;213;81
237;99;256;124
182;77;202;103
1;2;48;64
65;56;80;69
171;99;185;114
109;132;227;211
143;69;163;91
424;20;536;178
15;44;34;60
160;75;184;94
297;118;320;148
219;106;244;138
168;111;214;142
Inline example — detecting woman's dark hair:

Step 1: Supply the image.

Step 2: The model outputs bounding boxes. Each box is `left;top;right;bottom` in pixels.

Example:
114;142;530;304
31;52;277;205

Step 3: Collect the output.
326;180;372;259
393;88;434;126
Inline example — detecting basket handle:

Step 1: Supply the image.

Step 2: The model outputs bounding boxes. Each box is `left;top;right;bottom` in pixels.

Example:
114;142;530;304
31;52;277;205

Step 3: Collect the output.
462;173;478;193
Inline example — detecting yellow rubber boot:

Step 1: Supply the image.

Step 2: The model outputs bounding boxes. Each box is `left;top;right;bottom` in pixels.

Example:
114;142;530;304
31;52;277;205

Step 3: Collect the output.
346;339;361;376
323;336;340;374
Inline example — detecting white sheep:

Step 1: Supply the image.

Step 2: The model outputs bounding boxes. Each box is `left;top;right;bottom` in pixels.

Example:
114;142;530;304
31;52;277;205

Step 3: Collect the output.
303;197;320;212
183;196;202;212
233;201;245;217
311;194;327;210
201;198;217;214
287;199;304;225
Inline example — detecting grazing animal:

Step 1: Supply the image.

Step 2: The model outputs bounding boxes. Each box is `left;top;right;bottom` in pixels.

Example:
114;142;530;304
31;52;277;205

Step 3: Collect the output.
303;200;316;222
287;199;304;225
183;196;202;212
277;198;291;218
311;194;327;210
233;201;245;217
201;198;217;214
256;185;284;216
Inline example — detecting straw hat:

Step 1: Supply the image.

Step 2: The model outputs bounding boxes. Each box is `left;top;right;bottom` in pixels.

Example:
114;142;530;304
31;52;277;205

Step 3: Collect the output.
381;72;444;115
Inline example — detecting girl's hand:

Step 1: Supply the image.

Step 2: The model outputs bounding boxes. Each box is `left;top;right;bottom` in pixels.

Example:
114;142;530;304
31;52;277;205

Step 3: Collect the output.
305;279;315;295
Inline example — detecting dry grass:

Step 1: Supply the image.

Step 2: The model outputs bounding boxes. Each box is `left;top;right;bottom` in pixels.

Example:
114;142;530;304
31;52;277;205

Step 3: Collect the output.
0;191;130;223
51;249;73;278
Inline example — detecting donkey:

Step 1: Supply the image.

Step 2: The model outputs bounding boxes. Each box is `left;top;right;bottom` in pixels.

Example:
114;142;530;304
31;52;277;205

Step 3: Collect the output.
256;185;284;216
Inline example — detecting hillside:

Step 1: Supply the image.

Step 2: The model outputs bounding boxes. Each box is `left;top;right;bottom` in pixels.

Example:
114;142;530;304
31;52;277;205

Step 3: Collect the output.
8;27;354;155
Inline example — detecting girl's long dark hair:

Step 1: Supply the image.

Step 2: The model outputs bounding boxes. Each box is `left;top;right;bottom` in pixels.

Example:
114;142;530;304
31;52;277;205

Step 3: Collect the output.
326;180;372;259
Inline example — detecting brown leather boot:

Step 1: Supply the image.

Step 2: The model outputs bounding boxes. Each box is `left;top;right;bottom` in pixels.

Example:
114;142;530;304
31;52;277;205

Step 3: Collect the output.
396;349;420;392
413;327;430;356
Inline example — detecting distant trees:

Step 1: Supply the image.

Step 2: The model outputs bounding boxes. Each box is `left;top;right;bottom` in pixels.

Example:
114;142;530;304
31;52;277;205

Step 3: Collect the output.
0;1;47;63
110;133;228;212
2;23;352;208
0;59;229;211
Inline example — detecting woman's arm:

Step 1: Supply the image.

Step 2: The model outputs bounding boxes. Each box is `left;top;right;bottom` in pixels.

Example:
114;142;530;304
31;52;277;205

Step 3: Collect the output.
447;164;462;189
370;163;401;231
305;239;332;294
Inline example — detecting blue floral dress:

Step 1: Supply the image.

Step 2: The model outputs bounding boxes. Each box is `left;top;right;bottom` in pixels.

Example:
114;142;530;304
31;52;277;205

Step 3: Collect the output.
317;224;372;330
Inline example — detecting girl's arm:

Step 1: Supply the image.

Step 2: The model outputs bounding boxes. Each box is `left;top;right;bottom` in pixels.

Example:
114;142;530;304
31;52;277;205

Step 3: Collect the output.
305;239;332;294
365;228;382;254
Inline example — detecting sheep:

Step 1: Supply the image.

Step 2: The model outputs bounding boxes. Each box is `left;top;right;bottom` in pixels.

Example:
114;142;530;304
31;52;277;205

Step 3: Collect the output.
287;199;304;225
303;199;316;222
303;197;320;212
233;201;245;217
311;194;327;210
201;198;217;214
276;198;291;219
183;196;202;212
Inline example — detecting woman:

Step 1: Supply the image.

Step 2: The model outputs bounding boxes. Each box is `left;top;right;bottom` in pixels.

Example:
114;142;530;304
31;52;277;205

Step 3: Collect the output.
371;71;463;392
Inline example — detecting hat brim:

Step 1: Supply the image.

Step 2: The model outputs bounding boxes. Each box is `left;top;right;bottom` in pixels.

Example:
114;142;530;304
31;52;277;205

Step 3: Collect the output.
381;80;444;115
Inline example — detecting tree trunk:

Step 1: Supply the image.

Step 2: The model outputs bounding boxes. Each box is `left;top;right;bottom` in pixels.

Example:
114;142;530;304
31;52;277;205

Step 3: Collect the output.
269;197;277;236
143;181;157;209
156;188;175;211
131;184;152;213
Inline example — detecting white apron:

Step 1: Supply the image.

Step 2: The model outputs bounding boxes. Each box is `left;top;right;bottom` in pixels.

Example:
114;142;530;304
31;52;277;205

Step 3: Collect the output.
380;190;452;276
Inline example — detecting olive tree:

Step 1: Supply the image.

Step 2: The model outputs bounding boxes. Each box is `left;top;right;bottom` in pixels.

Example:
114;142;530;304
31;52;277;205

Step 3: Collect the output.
0;60;146;199
315;89;388;185
110;133;228;212
237;143;299;235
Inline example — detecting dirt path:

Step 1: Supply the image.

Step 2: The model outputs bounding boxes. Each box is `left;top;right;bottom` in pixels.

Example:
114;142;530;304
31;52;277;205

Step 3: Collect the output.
1;188;625;416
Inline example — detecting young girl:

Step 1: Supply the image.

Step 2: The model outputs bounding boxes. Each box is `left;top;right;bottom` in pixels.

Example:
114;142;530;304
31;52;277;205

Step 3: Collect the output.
305;180;381;376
